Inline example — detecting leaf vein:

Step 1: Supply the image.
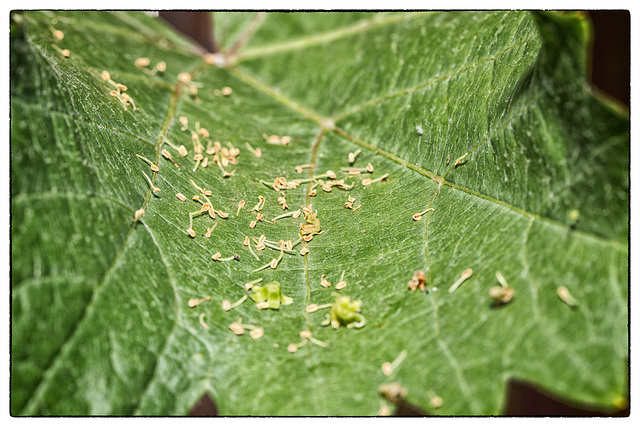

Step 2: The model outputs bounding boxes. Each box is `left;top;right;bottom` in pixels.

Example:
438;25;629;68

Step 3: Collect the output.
225;12;268;58
234;12;426;63
132;222;181;413
442;90;543;179
520;217;541;322
21;215;141;414
335;34;538;121
226;64;626;249
437;338;481;413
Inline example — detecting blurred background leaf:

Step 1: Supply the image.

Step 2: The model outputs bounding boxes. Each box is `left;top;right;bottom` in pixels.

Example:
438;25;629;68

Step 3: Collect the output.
11;10;628;415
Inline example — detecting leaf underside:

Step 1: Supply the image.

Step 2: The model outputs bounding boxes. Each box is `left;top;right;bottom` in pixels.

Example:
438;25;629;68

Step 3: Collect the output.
11;11;629;416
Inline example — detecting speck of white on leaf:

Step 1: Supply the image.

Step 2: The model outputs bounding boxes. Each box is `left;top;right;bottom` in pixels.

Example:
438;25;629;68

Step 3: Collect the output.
416;125;424;135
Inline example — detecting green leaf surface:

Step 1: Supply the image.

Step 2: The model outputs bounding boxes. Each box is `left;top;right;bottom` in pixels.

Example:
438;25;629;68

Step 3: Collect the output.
11;10;628;415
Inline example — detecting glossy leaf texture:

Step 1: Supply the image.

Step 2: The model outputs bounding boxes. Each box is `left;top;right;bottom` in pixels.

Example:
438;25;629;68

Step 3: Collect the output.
11;11;629;415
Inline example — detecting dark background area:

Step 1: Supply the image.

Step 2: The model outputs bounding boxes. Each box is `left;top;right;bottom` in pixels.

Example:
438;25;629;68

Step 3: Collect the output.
159;10;630;417
589;11;630;107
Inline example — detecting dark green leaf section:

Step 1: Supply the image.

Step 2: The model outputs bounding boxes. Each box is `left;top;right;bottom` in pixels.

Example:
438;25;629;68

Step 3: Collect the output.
11;11;184;415
20;227;178;415
11;10;628;416
231;11;628;242
11;272;94;412
529;12;630;241
235;12;539;117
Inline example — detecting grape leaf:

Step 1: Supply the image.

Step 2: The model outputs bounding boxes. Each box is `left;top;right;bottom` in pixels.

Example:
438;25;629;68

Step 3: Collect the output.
11;10;628;415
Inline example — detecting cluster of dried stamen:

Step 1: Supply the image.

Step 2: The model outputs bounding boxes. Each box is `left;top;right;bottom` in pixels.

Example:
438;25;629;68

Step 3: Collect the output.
102;70;139;111
184;179;231;243
177;117;239;177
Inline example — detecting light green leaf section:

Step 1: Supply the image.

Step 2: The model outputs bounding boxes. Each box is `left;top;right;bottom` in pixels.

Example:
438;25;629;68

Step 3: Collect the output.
11;10;628;415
